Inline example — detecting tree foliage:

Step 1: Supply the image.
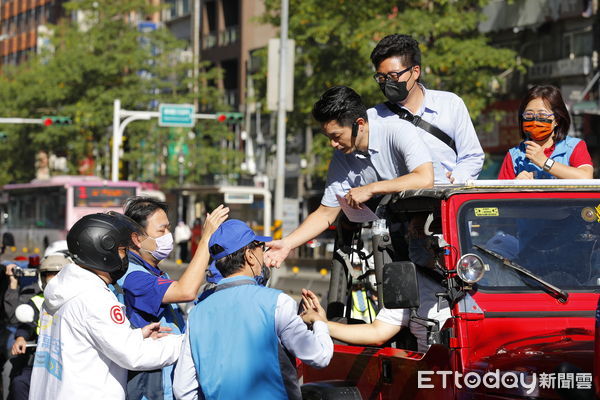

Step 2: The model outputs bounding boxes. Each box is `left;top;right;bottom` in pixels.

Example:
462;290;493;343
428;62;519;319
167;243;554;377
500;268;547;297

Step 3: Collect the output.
261;0;526;178
0;0;239;186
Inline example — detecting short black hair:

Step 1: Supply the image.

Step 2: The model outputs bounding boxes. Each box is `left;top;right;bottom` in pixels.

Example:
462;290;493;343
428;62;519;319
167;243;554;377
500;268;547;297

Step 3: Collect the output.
370;34;421;70
123;196;168;229
214;241;261;277
312;86;367;127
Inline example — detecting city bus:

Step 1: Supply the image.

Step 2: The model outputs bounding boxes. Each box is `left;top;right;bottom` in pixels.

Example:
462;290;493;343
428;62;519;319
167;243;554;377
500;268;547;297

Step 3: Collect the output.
0;176;160;255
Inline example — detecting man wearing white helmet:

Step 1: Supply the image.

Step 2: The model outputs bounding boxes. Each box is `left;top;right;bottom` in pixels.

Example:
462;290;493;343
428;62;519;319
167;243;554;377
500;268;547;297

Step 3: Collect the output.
8;254;70;400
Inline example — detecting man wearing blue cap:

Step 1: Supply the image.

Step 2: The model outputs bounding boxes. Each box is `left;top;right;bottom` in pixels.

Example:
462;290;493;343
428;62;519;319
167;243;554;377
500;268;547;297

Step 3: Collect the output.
172;220;333;400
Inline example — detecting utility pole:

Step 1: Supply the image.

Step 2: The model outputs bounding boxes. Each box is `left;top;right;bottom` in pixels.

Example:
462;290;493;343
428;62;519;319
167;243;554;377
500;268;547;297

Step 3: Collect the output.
273;0;289;235
192;0;201;111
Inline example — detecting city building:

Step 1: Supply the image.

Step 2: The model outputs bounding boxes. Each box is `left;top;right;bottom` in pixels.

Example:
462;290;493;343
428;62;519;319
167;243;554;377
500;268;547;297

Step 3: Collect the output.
161;0;277;108
0;0;66;68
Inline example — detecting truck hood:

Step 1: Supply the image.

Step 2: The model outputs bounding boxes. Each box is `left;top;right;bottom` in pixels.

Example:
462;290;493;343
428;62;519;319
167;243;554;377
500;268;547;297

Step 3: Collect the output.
464;328;593;399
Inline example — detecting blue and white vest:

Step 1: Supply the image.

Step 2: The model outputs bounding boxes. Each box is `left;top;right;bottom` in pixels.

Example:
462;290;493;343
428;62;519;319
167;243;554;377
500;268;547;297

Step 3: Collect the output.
188;276;300;400
509;136;581;179
112;256;185;400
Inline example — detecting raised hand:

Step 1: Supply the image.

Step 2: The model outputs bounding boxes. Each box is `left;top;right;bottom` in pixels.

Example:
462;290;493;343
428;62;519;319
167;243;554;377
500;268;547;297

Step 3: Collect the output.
202;205;230;238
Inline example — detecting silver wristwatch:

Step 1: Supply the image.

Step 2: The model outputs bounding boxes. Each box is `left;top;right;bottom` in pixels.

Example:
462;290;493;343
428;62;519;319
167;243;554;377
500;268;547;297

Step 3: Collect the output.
543;157;555;172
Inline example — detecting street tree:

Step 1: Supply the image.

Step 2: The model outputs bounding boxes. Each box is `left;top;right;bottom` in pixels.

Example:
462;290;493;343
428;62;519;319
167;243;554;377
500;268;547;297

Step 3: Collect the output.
0;0;239;186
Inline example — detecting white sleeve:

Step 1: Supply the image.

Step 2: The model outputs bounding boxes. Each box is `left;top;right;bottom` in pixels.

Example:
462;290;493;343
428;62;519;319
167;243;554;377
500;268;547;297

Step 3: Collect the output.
275;294;333;369
173;331;200;400
447;97;484;182
83;294;183;371
322;151;348;207
387;122;432;172
376;306;410;327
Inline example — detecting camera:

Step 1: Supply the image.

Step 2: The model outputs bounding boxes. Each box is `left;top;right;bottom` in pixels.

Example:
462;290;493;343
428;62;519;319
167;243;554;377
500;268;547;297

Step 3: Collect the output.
13;266;37;278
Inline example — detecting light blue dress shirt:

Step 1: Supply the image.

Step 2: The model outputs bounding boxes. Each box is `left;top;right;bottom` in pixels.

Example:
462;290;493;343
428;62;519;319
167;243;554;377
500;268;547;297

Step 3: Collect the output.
322;118;433;207
367;85;484;184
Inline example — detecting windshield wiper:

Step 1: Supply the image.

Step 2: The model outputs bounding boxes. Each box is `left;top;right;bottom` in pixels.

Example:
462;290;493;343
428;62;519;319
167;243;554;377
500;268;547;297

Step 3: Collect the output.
473;244;569;303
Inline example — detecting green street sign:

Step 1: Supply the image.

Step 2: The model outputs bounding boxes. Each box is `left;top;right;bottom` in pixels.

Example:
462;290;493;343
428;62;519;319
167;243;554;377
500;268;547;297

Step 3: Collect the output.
159;104;195;128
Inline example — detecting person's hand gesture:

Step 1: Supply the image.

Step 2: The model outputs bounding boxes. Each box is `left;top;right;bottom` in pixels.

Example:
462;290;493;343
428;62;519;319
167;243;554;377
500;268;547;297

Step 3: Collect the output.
202;205;230;238
345;185;373;209
515;171;534;180
264;239;292;268
5;264;18;289
524;141;547;167
11;336;27;356
141;322;173;340
300;288;327;325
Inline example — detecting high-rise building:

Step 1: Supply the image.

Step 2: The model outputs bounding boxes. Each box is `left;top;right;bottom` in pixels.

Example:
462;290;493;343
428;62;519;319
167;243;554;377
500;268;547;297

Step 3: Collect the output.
161;0;277;108
0;0;67;68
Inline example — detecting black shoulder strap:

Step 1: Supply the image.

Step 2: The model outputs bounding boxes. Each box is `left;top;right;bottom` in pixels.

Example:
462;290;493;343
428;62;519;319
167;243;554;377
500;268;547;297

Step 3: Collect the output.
385;101;457;155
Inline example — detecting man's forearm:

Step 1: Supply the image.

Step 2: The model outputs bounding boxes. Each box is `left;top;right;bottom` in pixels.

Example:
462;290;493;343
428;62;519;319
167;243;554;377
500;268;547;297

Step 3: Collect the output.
368;163;434;196
327;321;387;346
175;238;211;295
284;206;340;250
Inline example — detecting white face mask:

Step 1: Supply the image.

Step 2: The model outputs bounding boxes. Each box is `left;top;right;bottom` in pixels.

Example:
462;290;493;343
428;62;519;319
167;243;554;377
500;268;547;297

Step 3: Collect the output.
142;232;174;261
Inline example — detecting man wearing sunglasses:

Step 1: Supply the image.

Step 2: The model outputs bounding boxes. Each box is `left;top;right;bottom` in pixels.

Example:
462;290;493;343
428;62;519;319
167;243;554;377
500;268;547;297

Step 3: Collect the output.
369;34;484;184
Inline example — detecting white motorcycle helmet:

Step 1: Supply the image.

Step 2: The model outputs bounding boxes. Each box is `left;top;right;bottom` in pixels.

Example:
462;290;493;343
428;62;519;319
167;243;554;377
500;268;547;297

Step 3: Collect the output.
37;253;71;290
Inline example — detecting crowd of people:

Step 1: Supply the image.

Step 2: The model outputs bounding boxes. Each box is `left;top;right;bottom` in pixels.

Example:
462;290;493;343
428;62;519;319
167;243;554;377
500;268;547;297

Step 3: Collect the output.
0;33;595;400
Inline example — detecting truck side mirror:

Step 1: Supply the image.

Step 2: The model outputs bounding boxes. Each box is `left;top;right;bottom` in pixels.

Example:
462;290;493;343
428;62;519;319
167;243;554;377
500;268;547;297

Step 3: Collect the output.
382;261;420;309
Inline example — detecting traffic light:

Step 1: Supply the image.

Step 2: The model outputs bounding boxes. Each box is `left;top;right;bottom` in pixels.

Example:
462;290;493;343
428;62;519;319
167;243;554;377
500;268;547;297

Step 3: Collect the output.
216;112;243;123
42;116;72;126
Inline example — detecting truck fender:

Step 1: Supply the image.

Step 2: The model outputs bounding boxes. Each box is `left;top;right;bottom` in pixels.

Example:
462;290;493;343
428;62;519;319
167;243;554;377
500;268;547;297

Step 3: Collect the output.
301;381;363;400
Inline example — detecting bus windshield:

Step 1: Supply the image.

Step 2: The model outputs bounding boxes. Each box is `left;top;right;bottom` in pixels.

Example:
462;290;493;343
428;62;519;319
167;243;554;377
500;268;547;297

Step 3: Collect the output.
458;198;600;291
7;187;66;229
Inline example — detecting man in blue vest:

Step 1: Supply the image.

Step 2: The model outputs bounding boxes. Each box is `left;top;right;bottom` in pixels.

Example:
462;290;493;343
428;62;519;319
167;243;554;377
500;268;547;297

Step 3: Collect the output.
172;220;333;400
118;197;229;400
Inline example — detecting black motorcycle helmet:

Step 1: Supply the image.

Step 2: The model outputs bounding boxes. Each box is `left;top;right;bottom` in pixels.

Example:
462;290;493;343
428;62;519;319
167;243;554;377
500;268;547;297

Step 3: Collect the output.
67;212;142;282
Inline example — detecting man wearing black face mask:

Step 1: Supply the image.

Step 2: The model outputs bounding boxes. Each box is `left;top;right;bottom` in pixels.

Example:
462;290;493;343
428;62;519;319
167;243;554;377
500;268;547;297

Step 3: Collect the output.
368;34;484;184
173;219;333;400
29;213;183;400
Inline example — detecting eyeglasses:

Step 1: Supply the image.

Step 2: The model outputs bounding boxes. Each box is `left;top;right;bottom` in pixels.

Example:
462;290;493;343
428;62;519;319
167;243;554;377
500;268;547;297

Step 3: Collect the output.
522;111;554;121
373;65;414;84
252;241;266;251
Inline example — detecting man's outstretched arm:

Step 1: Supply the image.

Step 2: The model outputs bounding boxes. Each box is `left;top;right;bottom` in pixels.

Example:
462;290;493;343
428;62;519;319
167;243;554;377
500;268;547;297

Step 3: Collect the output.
301;289;401;346
265;205;340;268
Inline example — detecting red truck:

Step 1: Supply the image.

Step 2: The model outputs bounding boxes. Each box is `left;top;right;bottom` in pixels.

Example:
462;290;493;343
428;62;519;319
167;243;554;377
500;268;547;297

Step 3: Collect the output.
301;181;598;399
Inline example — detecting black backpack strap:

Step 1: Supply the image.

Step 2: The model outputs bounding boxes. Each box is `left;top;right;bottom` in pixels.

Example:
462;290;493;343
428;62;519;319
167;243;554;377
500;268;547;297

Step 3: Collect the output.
385;102;457;155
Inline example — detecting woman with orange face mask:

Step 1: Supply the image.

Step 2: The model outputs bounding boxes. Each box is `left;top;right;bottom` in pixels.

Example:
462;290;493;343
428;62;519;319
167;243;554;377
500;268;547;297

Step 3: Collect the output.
498;85;593;179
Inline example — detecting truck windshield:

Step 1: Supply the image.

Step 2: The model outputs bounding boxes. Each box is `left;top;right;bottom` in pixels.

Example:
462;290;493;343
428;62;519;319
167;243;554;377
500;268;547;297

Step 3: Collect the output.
458;198;600;291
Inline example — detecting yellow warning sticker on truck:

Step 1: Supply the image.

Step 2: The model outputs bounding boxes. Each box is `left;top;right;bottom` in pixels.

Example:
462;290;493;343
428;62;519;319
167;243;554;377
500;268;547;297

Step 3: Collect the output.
474;207;499;217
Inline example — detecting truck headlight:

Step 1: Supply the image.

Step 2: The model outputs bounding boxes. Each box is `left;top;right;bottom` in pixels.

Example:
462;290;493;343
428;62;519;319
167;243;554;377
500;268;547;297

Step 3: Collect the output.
457;254;485;283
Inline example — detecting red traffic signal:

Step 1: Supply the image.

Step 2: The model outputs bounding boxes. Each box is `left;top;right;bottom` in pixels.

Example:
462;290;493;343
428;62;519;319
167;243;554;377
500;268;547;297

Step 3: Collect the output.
217;114;227;122
42;116;72;126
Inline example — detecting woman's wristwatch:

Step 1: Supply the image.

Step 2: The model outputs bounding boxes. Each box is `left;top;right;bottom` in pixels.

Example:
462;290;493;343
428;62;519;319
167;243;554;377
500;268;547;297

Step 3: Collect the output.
543;157;555;172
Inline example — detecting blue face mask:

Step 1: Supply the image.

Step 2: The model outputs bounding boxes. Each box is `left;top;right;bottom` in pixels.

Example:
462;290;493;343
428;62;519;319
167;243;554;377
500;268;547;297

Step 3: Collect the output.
254;265;271;286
